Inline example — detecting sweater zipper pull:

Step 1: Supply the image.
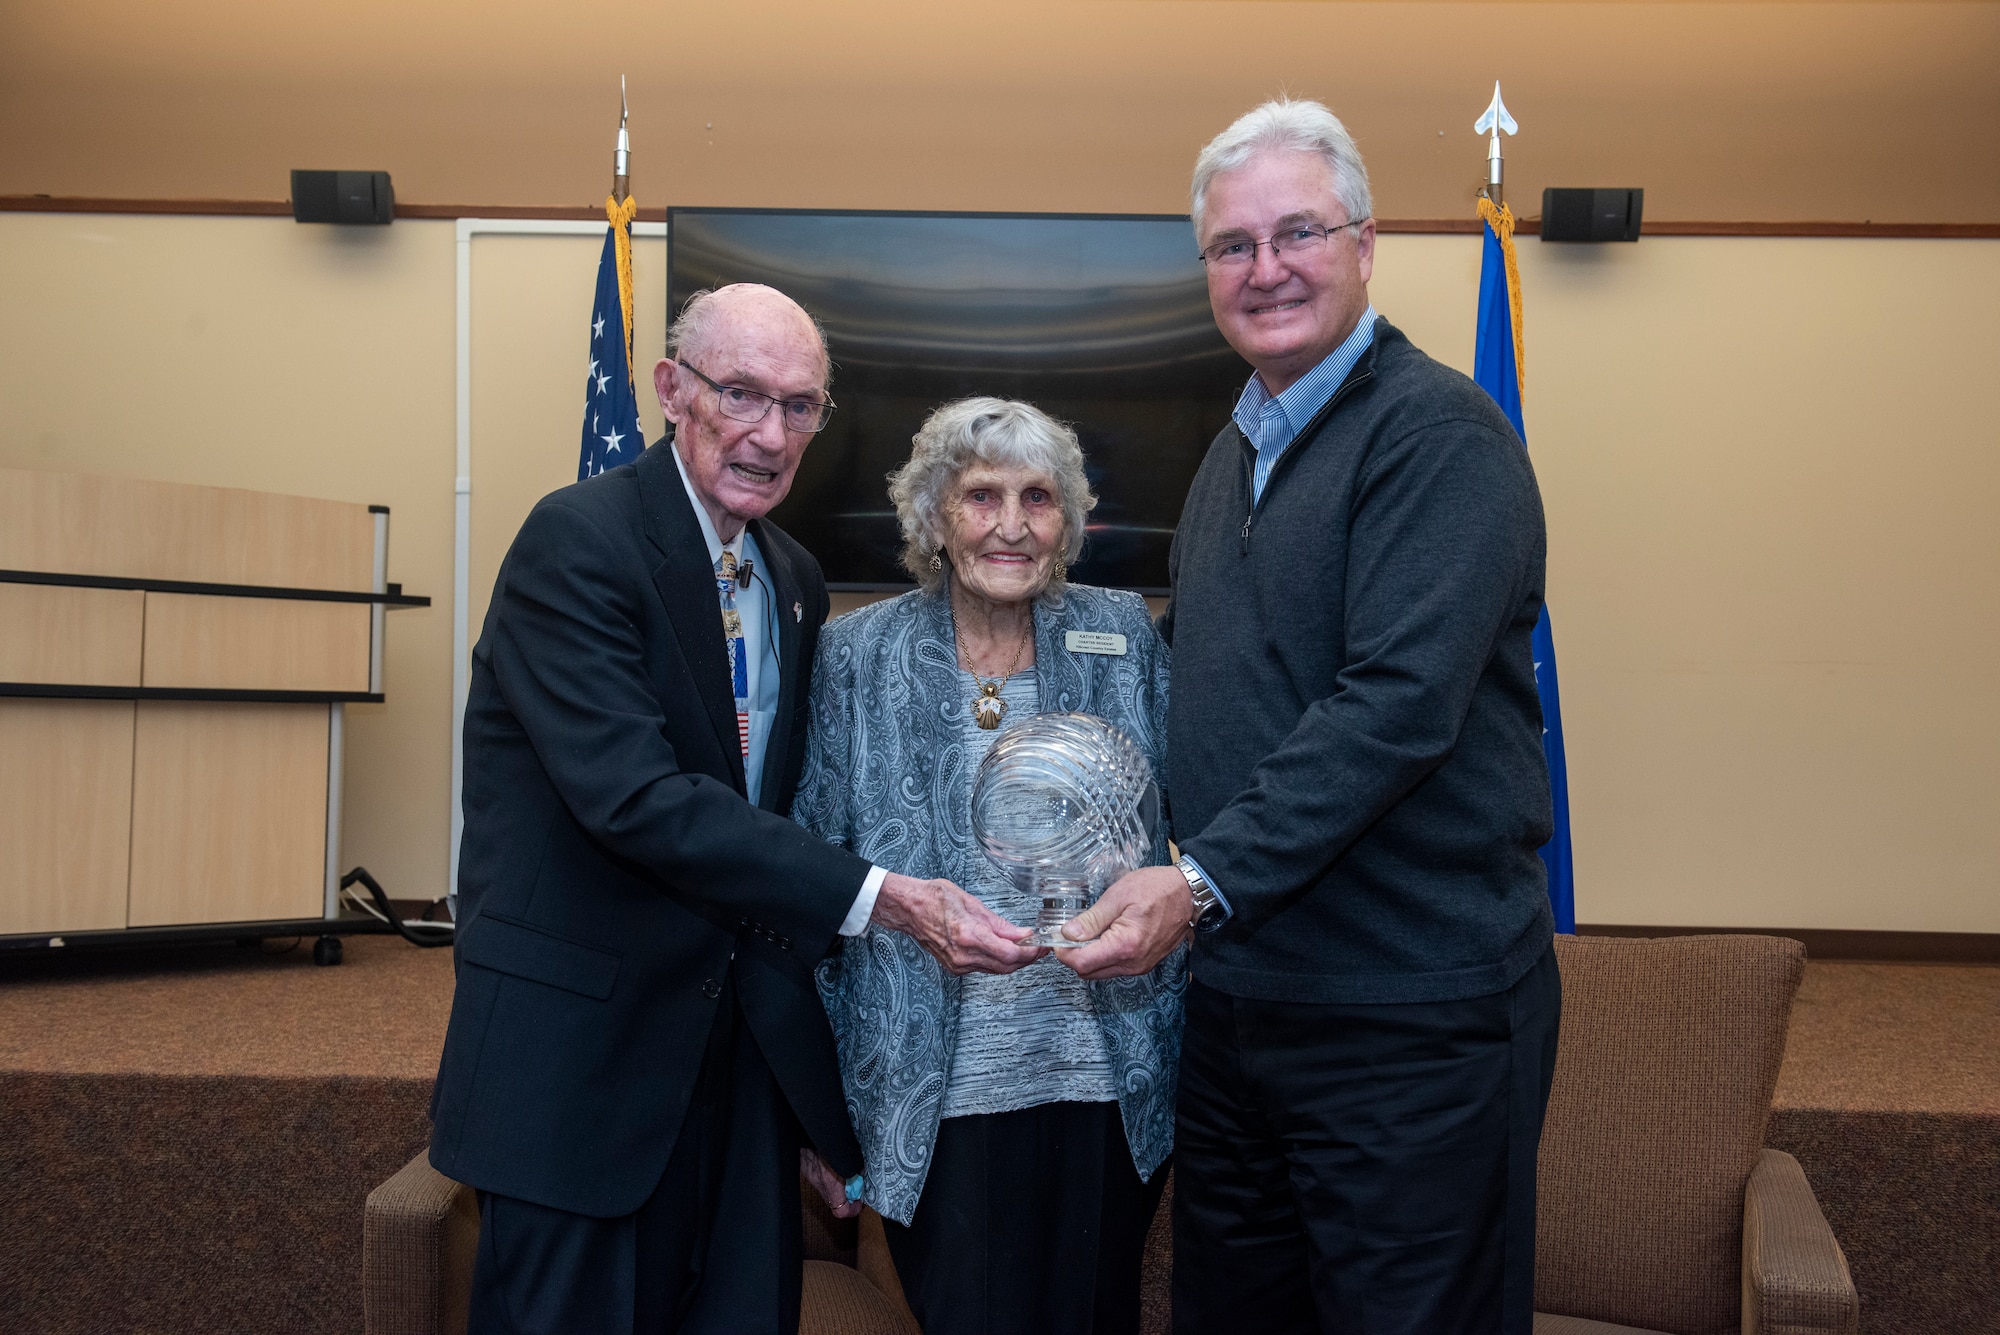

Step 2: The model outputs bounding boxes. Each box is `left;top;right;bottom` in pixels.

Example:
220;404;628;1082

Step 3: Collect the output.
1240;513;1253;555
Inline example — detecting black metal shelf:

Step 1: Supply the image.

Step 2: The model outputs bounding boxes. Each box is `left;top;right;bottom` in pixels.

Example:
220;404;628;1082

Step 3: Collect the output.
0;683;383;704
0;568;430;607
0;914;440;952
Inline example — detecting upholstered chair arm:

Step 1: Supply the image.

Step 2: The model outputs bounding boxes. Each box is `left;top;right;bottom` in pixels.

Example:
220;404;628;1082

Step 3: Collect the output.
1742;1148;1859;1335
364;1150;480;1335
799;1208;922;1335
855;1207;921;1332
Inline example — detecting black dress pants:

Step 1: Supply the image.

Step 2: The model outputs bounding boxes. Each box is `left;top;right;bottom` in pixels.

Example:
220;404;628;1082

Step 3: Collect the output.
1172;944;1561;1335
467;979;806;1335
883;1100;1169;1335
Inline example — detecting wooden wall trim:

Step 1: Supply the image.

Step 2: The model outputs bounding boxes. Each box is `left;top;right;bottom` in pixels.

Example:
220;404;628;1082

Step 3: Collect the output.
1377;219;1483;234
5;196;1998;238
0;196;671;223
1577;923;2000;964
396;202;668;222
1640;220;2000;239
1;197;295;217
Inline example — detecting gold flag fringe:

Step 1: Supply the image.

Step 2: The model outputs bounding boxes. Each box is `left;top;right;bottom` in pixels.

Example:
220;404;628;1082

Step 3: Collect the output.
1476;195;1525;398
606;193;639;392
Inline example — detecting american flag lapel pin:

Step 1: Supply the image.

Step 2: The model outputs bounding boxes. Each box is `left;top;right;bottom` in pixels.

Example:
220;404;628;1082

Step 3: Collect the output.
793;601;803;623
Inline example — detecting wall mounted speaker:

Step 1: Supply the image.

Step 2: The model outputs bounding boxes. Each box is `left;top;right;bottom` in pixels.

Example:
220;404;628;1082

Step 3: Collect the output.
291;170;395;224
1540;188;1643;242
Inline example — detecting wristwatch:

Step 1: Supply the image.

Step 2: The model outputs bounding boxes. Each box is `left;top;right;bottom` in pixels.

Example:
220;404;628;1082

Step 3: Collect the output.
1176;854;1222;931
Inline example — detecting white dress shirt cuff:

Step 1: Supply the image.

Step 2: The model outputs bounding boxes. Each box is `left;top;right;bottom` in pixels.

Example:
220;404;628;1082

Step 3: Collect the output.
839;865;889;937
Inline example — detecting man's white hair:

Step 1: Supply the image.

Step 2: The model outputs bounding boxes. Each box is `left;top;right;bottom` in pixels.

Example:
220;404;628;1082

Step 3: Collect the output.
1190;97;1372;240
666;284;833;389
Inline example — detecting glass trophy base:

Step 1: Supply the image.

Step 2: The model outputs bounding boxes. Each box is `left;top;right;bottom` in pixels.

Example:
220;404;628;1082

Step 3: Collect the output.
1030;893;1092;949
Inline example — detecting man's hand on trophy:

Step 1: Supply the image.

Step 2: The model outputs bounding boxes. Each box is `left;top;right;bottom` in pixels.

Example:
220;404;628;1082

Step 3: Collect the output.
1056;865;1191;980
873;872;1047;976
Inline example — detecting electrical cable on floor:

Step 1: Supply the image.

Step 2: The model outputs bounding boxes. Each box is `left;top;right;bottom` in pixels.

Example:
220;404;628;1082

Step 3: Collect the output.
338;867;454;948
343;885;455;926
340;886;391;923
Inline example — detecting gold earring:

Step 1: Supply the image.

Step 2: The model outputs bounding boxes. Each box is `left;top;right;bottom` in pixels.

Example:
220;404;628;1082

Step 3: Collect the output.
1054;556;1068;583
928;552;942;575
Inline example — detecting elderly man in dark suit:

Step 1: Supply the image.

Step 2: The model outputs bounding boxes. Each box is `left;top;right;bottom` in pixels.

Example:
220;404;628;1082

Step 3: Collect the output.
1063;100;1562;1333
430;283;1037;1335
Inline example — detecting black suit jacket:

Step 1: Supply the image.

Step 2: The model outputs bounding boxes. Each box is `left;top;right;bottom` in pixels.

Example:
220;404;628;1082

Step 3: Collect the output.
430;440;870;1218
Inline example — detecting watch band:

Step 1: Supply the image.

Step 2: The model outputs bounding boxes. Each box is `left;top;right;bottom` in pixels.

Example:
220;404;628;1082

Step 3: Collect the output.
1176;854;1220;930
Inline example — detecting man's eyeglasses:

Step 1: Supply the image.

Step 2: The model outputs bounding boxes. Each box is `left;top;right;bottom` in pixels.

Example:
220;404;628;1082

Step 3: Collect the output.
1198;219;1371;269
678;361;835;434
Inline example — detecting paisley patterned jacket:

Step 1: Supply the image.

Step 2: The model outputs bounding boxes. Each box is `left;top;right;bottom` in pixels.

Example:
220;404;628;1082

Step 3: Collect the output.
793;582;1184;1225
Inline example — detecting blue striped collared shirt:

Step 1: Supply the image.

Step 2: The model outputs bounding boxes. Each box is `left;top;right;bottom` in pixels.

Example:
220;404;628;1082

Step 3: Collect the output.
1232;306;1380;504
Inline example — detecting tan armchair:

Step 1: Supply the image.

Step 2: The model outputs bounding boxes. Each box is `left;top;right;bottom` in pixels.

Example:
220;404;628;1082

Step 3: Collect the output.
1530;933;1858;1335
1122;936;1857;1335
361;1152;918;1335
364;934;1856;1335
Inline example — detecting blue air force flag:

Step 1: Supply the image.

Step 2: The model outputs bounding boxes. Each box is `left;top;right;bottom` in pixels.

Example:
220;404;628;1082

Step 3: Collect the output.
578;201;645;481
1475;198;1577;933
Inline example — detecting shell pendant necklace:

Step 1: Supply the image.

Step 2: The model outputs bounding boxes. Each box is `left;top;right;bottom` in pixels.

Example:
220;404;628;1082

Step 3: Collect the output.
955;608;1033;730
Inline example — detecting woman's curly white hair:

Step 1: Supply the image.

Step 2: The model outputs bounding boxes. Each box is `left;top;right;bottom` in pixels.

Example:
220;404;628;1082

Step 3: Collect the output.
888;397;1097;594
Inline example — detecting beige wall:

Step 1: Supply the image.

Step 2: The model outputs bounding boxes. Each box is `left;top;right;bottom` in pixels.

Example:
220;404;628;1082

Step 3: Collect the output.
0;213;457;903
3;210;1996;932
466;233;668;644
1345;232;2000;932
4;0;1998;224
1512;237;2000;932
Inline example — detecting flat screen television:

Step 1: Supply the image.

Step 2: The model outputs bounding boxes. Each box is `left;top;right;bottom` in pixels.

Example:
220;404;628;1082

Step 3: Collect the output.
666;208;1250;592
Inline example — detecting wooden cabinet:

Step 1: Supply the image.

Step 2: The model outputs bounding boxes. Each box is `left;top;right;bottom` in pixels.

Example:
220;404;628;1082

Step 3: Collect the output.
0;468;426;944
127;702;332;927
0;699;134;936
0;584;144;686
140;595;372;693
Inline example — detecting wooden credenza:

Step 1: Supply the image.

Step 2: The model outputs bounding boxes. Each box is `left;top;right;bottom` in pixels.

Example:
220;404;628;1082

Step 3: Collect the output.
0;468;426;943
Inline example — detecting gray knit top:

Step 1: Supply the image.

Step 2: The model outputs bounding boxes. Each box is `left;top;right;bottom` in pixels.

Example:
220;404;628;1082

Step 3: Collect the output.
939;667;1117;1119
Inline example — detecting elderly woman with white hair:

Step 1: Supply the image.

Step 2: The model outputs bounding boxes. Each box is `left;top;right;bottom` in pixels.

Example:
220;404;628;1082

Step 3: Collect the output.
792;397;1182;1335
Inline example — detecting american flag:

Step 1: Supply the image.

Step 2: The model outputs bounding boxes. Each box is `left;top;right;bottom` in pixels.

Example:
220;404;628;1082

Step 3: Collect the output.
577;199;645;480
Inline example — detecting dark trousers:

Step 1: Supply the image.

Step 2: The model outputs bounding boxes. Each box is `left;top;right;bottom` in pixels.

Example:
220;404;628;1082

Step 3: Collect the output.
883;1101;1169;1335
1172;944;1561;1335
467;981;806;1335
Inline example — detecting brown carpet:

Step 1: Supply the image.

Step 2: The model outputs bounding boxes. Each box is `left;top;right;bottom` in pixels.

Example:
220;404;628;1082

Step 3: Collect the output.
0;936;451;1334
1766;963;2000;1334
0;934;452;1080
0;943;1993;1334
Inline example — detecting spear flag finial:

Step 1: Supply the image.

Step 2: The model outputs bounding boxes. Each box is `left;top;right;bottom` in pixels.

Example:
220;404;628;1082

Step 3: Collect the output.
612;75;631;204
1473;81;1518;209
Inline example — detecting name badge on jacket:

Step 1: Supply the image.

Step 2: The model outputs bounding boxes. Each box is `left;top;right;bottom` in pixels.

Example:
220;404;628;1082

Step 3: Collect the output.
1065;631;1128;656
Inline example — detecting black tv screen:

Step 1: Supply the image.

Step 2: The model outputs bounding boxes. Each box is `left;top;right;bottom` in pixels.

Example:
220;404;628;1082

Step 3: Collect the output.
666;208;1250;592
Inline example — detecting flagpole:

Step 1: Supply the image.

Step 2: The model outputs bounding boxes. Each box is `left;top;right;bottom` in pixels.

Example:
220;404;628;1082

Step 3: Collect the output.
1474;81;1517;211
1469;83;1577;933
613;75;631;206
449;80;648;907
605;78;639;406
1474;82;1525;394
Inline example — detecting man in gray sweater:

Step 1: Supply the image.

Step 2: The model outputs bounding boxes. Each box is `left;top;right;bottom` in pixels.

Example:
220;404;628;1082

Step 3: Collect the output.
1062;99;1561;1333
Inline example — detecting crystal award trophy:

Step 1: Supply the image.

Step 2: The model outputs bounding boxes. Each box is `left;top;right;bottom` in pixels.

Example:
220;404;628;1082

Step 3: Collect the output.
969;712;1160;948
